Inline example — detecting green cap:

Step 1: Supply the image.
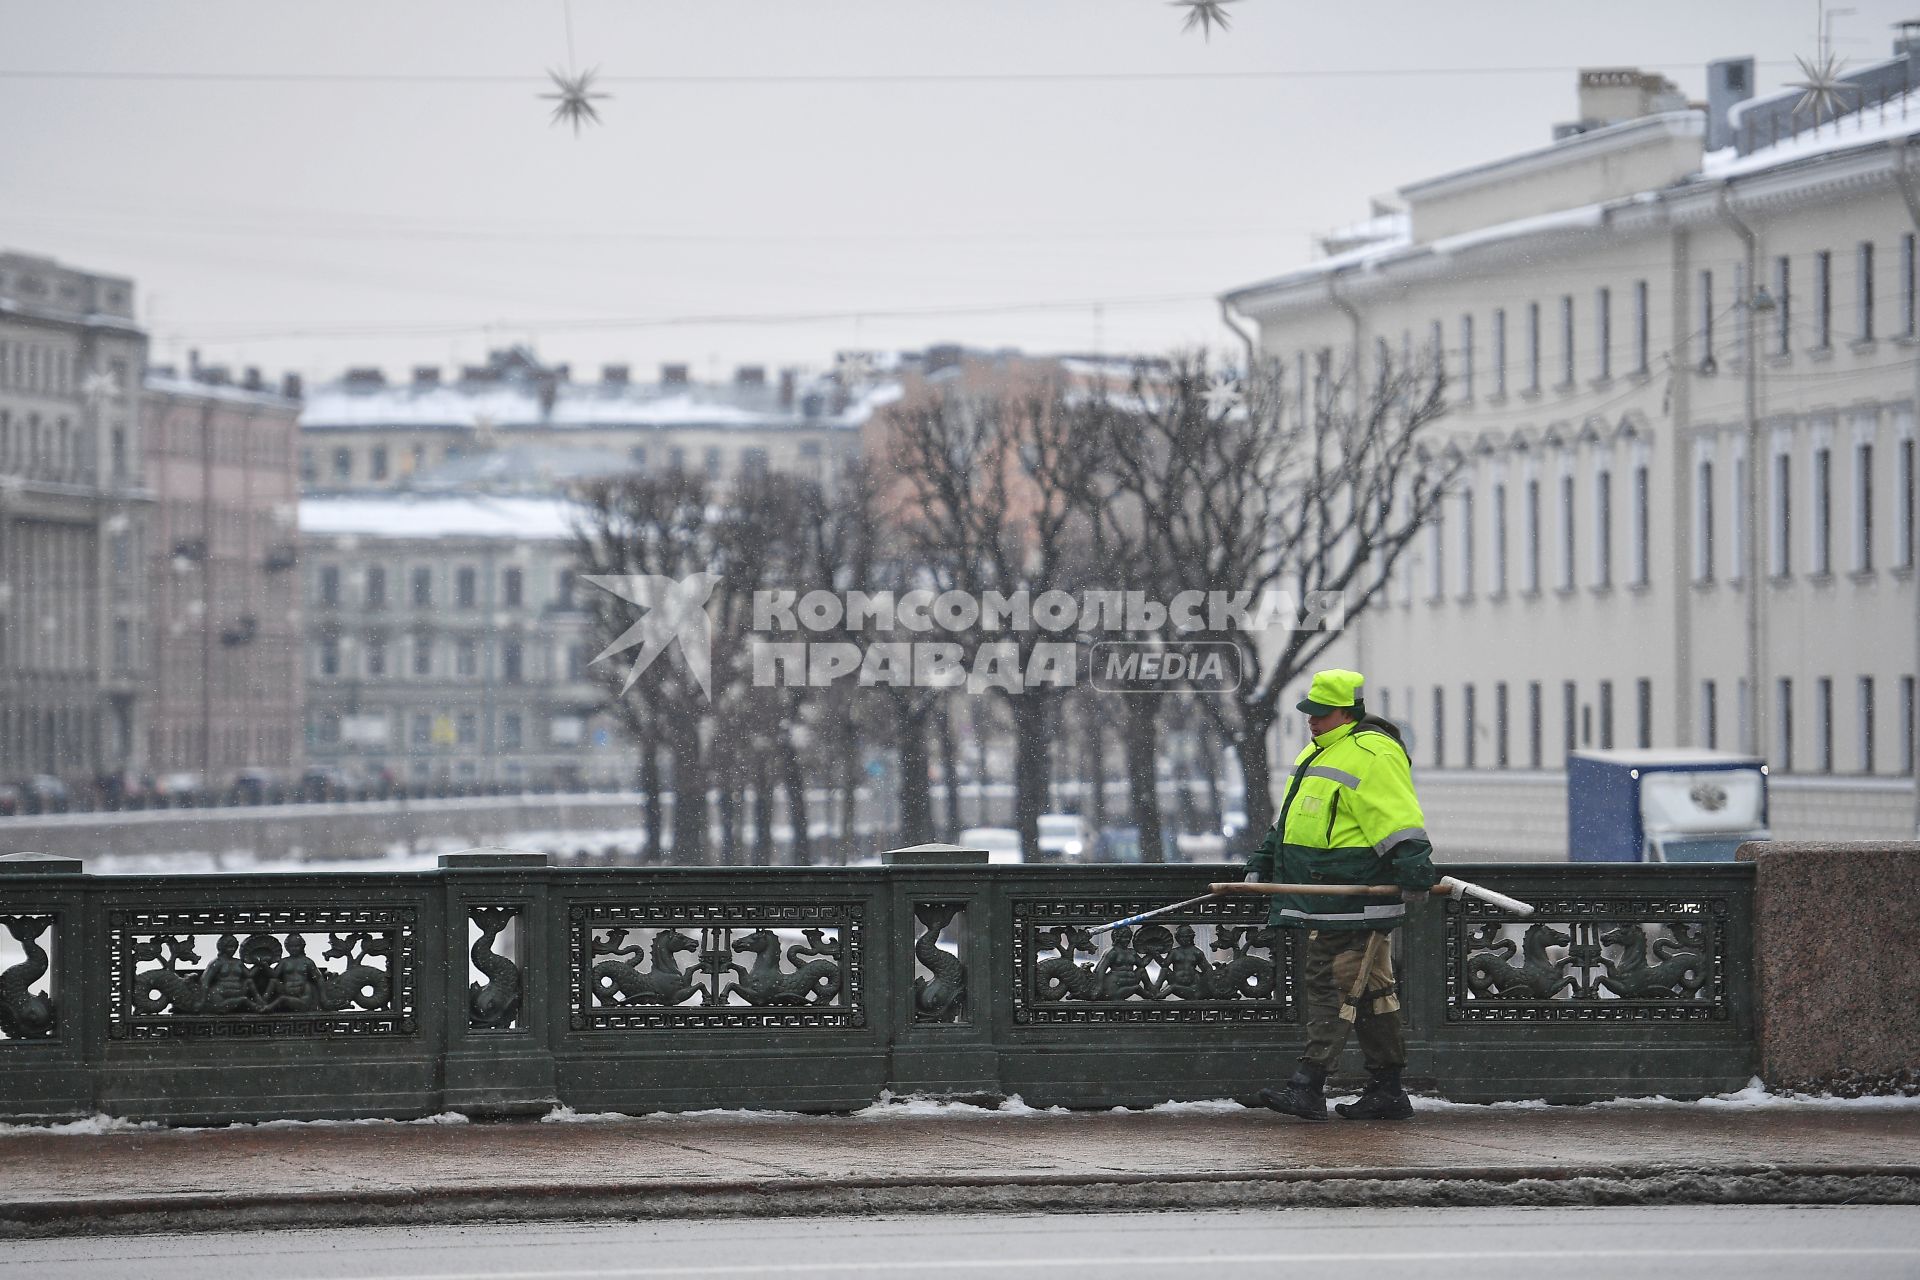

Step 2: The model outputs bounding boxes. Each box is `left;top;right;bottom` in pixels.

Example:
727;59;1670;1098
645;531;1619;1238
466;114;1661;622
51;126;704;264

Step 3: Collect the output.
1296;668;1365;715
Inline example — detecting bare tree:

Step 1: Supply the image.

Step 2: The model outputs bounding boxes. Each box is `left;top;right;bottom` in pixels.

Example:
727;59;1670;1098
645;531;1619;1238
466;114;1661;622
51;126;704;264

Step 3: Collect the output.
1105;350;1454;840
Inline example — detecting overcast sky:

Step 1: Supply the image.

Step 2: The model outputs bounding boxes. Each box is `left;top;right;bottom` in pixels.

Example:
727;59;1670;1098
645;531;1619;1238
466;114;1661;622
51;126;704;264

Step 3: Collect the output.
3;0;1910;385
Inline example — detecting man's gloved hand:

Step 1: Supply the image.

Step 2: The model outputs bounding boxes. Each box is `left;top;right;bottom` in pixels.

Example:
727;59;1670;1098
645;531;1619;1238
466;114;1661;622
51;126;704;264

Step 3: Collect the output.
1401;888;1427;905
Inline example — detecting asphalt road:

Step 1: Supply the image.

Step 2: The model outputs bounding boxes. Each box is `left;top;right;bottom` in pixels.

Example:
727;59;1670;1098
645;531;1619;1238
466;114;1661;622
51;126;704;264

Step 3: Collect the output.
2;1206;1917;1280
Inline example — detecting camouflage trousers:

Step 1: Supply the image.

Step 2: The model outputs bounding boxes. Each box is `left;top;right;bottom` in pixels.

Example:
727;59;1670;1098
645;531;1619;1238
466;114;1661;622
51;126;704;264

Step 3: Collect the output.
1299;928;1406;1072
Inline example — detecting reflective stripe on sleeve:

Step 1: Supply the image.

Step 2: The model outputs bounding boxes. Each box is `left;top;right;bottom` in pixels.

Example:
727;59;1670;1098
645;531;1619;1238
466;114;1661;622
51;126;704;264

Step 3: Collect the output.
1373;826;1428;855
1302;765;1362;789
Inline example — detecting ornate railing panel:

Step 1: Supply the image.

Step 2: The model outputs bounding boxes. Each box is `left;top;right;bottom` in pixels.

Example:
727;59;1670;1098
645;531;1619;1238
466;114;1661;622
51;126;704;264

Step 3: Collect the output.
1011;896;1297;1024
570;900;864;1030
0;856;1757;1122
1444;895;1731;1023
109;906;417;1040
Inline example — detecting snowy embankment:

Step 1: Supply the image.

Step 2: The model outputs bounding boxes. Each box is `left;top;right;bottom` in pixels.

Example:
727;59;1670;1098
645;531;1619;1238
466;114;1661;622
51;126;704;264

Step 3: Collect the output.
9;1079;1915;1136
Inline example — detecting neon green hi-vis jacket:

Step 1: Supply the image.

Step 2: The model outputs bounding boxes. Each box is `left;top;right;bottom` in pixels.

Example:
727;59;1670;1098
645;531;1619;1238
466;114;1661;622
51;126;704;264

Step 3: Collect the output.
1244;720;1440;933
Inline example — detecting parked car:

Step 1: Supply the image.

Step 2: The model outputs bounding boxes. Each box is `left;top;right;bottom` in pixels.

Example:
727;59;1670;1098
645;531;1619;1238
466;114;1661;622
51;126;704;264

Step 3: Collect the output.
20;775;69;814
1035;813;1090;861
0;783;18;817
301;765;355;803
229;768;278;805
1092;825;1179;864
957;826;1024;865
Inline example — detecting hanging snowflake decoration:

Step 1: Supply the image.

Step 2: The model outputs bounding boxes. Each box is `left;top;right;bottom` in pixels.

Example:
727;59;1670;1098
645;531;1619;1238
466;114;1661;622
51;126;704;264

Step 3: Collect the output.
1787;50;1852;127
1202;373;1243;416
1172;0;1239;40
80;367;120;409
542;67;609;136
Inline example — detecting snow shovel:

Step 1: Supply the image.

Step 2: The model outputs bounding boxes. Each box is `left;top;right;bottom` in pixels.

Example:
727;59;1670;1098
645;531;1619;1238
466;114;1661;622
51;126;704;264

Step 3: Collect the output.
1086;875;1534;937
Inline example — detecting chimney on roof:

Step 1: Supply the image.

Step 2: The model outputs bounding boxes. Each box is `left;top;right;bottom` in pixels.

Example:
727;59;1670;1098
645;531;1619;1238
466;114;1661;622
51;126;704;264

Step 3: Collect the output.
1554;67;1689;140
412;365;441;388
200;365;231;387
344;367;386;388
150;364;177;380
661;363;689;387
282;372;304;401
1706;57;1754;152
601;363;630;386
734;365;766;388
779;368;797;410
188;348;202;378
460;364;492;382
242;366;264;391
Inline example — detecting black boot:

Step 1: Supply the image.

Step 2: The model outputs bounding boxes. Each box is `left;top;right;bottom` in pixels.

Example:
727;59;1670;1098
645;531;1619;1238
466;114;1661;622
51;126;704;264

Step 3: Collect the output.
1258;1064;1328;1122
1335;1068;1414;1120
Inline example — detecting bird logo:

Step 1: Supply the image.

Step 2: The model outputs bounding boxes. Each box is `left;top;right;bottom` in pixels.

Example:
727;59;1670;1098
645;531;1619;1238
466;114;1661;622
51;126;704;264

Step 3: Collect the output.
583;573;721;701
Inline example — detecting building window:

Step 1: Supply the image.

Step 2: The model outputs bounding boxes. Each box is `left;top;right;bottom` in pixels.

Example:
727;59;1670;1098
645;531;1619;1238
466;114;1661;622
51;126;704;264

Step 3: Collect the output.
1491;309;1507;397
457;712;477;746
1425;490;1444;599
1859;676;1876;773
556;568;575;608
1458;315;1474;400
1771;448;1792;577
1593;465;1612;588
1901;434;1916;569
456;637;478;677
1527;302;1542;392
412;634;432;677
568;642;588;681
1903;676;1916;774
1812;442;1832;576
503;566;523;608
1734;261;1750;366
1777;677;1794;772
1698;269;1715;368
1495;682;1509;769
1901;234;1916;337
1524;475;1542;592
1599;679;1614;750
1557;466;1576;590
1562;681;1578;760
1528;681;1543;769
502;713;523;751
1491;480;1508;595
704;445;723;479
502;639;523;684
1456;484;1474;598
300;448;317;484
1631;461;1650;587
1431;686;1445;768
1731;446;1748;582
366;632;386;678
1463;684;1477;768
1559;294;1575;386
1775;256;1792;356
1595;287;1612;380
741;446;770;479
1702;679;1719;750
1855;438;1875;573
412;567;432;607
1634;280;1650;373
1858;241;1875;342
1815;676;1834;773
1738;678;1753;754
1814;249;1832;349
1696;457;1715;582
366;565;386;610
318;634;340;677
411;714;432;747
331;448;351;481
456;566;478;609
370;445;389;481
1636;678;1652;749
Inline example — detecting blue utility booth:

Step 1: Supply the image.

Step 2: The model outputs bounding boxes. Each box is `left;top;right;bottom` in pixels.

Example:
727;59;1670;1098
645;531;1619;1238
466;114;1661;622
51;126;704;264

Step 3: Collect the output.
1567;749;1770;863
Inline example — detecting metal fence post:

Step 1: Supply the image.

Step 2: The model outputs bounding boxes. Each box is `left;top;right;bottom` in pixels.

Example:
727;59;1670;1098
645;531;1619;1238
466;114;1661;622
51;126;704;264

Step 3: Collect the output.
439;848;560;1117
0;853;92;1121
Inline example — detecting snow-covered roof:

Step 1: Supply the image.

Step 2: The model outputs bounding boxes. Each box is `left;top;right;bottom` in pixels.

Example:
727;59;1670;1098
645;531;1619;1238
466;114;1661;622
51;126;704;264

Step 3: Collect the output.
300;379;891;433
1704;86;1920;179
145;372;298;411
298;493;584;542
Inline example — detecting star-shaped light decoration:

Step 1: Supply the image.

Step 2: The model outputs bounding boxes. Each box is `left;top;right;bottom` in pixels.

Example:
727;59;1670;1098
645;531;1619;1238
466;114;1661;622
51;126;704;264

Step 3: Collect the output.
1202;372;1243;416
836;351;874;390
1172;0;1239;40
81;367;120;409
1787;50;1853;128
541;67;609;136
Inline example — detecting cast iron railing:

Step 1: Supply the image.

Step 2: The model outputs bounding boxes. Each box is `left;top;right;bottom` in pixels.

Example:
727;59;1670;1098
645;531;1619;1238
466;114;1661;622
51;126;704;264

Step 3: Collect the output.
0;848;1755;1124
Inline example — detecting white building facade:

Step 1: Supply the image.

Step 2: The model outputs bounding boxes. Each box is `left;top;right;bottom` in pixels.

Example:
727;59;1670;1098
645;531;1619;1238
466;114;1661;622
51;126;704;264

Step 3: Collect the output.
1224;55;1920;844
